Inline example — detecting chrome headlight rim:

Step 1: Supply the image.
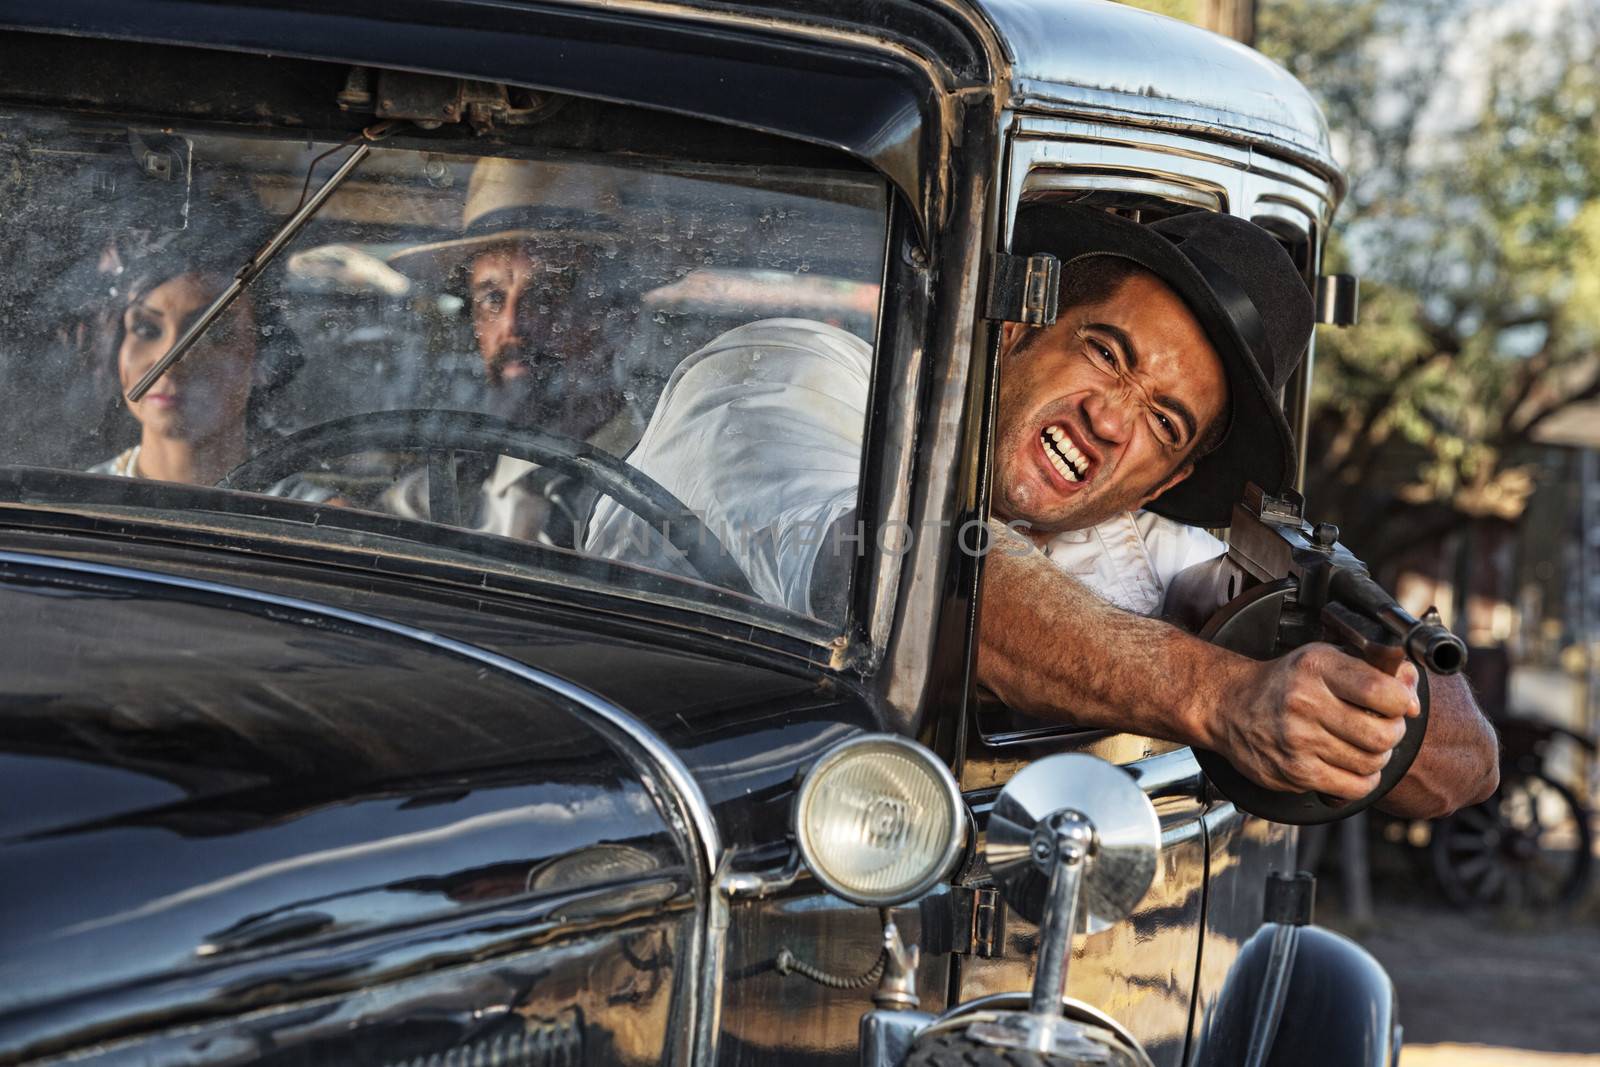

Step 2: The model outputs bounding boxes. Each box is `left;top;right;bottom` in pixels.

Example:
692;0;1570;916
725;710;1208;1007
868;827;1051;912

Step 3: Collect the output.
793;732;967;907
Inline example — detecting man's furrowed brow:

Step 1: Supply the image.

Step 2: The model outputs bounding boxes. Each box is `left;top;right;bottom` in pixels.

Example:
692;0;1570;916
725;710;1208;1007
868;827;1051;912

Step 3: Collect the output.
1087;320;1199;444
1087;322;1139;371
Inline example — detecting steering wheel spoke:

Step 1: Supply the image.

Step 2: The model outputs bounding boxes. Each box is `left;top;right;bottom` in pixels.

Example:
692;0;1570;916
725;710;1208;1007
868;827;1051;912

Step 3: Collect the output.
427;448;460;527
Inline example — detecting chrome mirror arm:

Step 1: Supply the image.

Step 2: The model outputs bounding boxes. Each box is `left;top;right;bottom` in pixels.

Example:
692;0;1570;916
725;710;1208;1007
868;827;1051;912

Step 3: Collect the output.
1026;810;1095;1022
860;755;1162;1067
931;754;1161;1065
966;807;1132;1060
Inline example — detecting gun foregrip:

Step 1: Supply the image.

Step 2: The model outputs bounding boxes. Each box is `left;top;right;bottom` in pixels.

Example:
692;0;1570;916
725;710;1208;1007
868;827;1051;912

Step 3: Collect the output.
1320;602;1406;674
1325;567;1468;675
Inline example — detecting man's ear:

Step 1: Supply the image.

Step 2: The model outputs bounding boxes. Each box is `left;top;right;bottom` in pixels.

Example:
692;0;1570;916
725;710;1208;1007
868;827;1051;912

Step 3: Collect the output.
1139;462;1194;508
999;321;1025;353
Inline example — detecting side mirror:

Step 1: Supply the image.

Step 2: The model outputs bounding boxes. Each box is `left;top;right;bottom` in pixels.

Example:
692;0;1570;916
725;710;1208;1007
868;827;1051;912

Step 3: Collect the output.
978;754;1160;1061
860;753;1160;1067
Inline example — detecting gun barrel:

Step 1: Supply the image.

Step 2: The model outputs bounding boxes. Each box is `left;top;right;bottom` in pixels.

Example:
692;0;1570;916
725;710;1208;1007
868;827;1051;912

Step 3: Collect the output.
1326;567;1467;675
1405;623;1466;674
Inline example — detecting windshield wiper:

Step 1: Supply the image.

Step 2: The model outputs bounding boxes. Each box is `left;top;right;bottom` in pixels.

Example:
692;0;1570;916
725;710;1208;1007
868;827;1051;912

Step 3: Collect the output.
127;122;397;403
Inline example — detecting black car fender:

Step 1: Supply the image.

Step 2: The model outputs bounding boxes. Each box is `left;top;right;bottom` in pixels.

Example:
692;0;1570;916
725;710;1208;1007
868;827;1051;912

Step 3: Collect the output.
1192;923;1399;1067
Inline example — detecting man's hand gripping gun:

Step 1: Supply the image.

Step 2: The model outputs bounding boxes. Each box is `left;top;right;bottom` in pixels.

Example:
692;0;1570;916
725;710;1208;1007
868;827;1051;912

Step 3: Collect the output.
1168;484;1466;823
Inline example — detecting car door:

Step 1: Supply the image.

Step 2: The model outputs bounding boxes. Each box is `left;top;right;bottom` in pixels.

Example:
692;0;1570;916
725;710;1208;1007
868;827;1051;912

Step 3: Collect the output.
949;147;1334;1067
953;708;1208;1067
1181;179;1325;1059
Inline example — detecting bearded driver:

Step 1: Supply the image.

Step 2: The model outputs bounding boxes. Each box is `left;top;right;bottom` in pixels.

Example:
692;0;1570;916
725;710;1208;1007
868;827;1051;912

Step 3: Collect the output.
589;203;1498;817
388;157;638;544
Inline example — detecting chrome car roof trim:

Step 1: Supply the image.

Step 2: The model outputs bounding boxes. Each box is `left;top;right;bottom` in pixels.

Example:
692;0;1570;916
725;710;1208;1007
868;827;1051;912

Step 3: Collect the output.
0;550;724;879
975;0;1342;188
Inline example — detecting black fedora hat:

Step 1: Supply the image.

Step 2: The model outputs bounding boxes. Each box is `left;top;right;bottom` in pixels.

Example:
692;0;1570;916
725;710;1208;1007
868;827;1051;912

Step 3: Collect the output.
1011;203;1314;528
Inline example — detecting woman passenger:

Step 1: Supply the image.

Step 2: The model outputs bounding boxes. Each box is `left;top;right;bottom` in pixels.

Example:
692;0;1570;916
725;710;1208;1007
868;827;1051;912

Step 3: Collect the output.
90;267;260;484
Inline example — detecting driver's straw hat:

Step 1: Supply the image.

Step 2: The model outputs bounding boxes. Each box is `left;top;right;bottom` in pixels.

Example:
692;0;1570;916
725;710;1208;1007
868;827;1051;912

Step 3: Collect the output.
388;156;624;283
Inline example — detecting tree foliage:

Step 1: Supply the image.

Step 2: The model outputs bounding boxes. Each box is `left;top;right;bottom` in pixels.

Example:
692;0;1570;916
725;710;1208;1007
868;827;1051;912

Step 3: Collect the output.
1257;0;1600;564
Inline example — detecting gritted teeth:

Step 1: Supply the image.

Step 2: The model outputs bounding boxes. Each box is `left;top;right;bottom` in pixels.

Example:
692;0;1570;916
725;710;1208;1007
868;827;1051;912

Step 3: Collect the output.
1042;425;1087;482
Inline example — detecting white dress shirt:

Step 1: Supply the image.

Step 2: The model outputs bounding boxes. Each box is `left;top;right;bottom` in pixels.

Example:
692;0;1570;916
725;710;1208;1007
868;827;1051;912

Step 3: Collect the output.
586;318;1225;619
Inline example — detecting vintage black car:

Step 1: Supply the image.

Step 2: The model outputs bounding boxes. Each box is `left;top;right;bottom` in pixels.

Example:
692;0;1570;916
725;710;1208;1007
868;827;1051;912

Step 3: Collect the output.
0;1;1399;1065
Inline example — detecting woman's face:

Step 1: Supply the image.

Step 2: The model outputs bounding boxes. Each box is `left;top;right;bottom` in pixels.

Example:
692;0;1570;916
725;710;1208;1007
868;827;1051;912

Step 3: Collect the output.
117;273;256;442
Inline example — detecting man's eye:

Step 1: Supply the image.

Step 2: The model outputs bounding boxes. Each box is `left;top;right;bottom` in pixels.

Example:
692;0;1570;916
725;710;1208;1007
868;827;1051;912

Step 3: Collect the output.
476;290;507;314
1090;340;1116;366
130;319;161;342
1155;411;1179;444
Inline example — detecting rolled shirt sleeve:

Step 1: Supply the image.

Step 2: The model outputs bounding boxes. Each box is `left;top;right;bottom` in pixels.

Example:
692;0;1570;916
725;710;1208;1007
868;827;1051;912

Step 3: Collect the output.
585;318;870;618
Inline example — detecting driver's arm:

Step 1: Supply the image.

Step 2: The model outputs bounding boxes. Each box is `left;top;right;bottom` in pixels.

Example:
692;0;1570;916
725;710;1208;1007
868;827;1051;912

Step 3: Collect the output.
976;520;1496;817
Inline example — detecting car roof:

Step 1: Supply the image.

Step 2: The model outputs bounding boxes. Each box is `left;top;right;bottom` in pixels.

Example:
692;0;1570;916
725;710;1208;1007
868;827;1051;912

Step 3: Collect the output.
972;0;1338;179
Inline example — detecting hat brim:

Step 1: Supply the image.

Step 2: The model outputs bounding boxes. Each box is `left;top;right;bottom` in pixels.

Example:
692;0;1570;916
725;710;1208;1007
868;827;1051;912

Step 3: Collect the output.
1012;204;1295;528
387;226;619;285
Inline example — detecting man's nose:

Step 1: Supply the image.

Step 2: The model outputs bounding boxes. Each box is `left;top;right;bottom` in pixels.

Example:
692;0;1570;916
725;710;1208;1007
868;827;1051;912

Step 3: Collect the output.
511;285;544;341
1082;385;1137;444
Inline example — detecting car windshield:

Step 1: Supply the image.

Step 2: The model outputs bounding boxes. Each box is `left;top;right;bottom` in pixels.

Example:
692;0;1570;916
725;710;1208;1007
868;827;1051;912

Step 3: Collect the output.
0;106;889;634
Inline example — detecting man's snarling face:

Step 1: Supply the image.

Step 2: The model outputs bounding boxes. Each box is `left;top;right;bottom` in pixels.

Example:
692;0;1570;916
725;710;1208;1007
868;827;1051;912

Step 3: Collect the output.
992;269;1227;538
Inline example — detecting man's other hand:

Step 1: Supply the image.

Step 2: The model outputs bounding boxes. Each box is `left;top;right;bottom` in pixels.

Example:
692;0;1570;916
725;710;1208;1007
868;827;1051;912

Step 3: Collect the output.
1204;644;1421;800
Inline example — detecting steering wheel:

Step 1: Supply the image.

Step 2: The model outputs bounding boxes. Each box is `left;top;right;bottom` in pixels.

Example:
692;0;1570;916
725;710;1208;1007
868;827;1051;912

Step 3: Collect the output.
1192;578;1430;825
219;409;756;597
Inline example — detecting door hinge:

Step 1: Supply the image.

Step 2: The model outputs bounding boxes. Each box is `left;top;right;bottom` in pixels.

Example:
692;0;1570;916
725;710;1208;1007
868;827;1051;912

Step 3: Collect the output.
985;252;1060;326
950;885;1006;958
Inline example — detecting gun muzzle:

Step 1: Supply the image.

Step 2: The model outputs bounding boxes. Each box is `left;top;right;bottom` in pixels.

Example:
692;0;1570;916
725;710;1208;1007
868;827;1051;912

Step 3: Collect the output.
1326;567;1467;676
1404;620;1467;675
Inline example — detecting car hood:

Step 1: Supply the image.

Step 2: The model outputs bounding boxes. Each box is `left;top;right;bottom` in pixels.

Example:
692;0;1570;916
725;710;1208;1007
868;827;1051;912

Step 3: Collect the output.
0;546;723;1057
0;529;879;1059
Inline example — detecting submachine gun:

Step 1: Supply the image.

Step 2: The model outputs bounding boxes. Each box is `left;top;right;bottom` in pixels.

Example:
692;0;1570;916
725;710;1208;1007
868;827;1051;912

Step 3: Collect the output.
1169;484;1467;824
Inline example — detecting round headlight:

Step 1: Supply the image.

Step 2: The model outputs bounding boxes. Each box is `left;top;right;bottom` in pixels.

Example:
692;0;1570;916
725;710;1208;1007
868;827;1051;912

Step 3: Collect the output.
794;734;966;906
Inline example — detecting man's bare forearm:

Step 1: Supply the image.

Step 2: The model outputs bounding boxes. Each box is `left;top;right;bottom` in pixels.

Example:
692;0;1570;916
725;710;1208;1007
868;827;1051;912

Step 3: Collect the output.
1377;673;1499;819
976;520;1461;807
976;520;1240;748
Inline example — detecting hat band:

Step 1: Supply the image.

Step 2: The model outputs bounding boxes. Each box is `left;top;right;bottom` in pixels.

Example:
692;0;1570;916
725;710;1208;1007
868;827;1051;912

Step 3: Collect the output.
1181;246;1272;381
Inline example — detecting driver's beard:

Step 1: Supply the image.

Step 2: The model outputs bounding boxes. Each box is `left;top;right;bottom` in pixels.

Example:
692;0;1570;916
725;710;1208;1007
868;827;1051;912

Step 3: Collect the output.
488;358;617;442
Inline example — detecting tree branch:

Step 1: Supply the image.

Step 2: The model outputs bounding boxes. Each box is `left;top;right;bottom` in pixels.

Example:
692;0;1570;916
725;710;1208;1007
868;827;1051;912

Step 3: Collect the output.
1505;371;1600;447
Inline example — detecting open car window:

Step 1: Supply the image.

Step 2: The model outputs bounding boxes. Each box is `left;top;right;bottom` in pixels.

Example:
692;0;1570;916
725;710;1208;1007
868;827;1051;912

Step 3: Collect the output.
0;107;889;634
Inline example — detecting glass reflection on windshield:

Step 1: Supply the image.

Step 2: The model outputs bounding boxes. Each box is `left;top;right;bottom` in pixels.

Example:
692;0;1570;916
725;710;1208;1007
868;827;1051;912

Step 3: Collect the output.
0;110;888;628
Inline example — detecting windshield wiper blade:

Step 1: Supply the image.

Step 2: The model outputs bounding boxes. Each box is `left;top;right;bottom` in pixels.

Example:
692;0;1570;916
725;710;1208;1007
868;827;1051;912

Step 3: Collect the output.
127;123;395;403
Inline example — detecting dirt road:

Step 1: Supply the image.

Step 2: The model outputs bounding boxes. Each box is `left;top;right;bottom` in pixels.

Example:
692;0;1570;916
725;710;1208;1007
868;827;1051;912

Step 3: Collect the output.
1343;902;1600;1059
1403;1047;1600;1065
